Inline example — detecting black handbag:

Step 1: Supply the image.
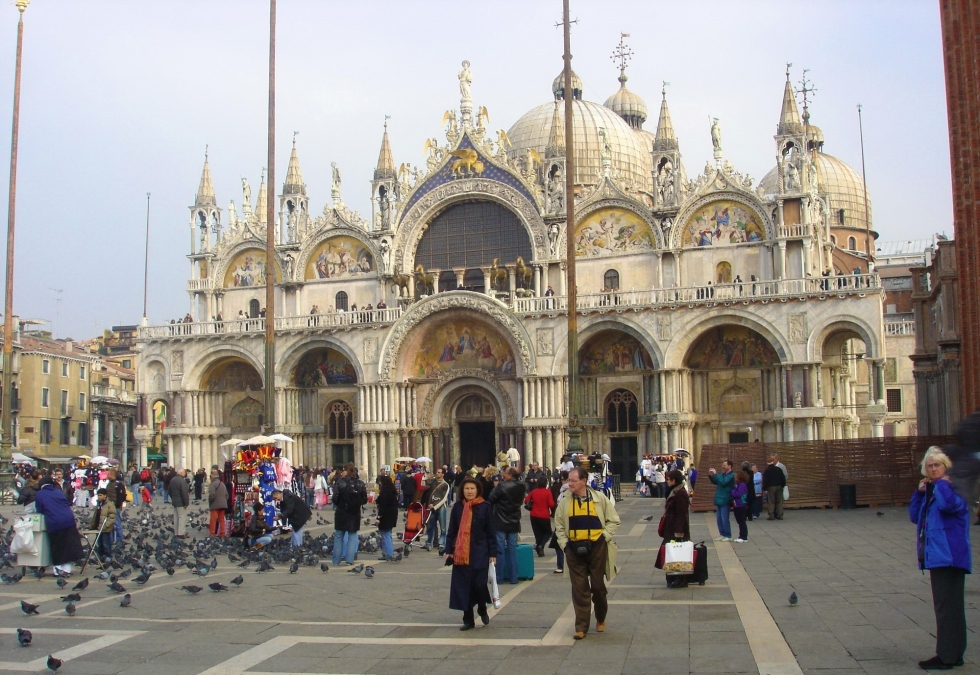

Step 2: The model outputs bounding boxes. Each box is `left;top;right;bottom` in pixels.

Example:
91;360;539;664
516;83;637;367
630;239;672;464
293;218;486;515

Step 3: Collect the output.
570;539;593;557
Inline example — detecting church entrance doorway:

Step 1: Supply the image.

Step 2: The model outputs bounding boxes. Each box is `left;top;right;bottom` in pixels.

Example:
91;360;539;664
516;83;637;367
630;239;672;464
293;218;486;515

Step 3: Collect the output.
459;421;495;469
609;436;638;482
332;444;354;467
728;432;749;444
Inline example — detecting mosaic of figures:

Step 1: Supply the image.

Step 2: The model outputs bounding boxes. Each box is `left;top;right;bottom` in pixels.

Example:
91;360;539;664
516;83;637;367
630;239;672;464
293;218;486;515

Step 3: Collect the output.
294;348;358;387
685;326;779;370
579;331;654;375
574;208;655;258
408;317;515;378
305;237;375;280
203;359;263;391
224;249;280;288
681;200;765;247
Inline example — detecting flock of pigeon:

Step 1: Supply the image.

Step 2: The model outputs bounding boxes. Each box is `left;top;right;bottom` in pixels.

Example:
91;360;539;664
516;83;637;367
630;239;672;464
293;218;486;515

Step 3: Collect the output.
1;499;395;671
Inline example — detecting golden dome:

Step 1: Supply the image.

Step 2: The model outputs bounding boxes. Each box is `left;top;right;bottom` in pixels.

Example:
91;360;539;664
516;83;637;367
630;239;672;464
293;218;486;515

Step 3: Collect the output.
760;150;872;231
508;96;651;189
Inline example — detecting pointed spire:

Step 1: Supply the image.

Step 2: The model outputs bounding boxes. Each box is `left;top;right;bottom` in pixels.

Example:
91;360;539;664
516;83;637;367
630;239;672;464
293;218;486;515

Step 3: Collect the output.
653;86;677;152
778;65;803;135
545;102;565;158
256;169;267;225
374;117;395;180
195;147;216;207
283;132;305;195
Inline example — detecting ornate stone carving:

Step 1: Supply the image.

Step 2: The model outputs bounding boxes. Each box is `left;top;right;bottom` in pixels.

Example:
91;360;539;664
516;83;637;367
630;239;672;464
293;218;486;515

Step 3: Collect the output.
536;327;554;356
363;337;379;365
419;368;515;427
378;292;536;381
656;314;672;341
171;350;184;376
789;313;808;343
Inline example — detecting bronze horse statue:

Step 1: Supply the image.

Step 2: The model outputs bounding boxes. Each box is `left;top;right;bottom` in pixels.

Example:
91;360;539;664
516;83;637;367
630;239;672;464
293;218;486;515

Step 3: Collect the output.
414;264;435;296
488;258;508;292
515;256;533;290
390;270;412;297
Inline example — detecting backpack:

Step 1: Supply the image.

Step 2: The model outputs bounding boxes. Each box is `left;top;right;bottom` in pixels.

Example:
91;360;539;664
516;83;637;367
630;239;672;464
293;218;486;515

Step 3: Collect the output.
339;478;365;513
140;469;150;482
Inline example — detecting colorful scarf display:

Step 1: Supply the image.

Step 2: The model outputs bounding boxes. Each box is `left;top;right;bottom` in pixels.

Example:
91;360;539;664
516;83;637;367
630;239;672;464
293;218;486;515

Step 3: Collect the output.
452;496;484;566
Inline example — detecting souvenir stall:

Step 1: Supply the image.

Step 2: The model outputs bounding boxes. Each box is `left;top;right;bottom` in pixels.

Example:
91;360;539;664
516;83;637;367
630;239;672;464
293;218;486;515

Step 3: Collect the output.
227;435;296;535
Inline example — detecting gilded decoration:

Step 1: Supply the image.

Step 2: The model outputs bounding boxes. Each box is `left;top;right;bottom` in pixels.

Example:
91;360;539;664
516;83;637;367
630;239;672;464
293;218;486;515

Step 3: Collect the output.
304;236;375;280
406;316;515;379
294;348;358;387
681;200;765;247
419;369;516;427
579;331;654;375
202;359;263;391
685;327;779;370
222;248;281;288
573;207;654;258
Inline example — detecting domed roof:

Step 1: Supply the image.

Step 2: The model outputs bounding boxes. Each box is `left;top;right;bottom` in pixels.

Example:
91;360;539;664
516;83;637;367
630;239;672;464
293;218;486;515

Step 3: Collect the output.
507;96;652;189
760;150;872;231
604;75;647;130
552;69;584;101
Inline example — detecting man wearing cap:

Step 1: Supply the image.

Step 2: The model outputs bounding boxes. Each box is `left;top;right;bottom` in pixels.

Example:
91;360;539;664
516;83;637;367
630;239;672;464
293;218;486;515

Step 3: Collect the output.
90;488;116;560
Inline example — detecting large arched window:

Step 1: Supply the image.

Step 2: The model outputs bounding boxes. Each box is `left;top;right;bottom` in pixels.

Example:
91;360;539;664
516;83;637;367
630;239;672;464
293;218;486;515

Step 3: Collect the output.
603;269;620;291
848;236;857;251
248;299;260;318
606;389;638;433
335;291;348;312
327;401;354;440
415;201;532;269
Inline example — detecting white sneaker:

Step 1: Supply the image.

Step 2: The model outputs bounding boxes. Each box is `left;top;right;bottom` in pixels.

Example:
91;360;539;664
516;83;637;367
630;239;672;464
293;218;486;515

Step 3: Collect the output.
734;538;747;543
715;536;731;542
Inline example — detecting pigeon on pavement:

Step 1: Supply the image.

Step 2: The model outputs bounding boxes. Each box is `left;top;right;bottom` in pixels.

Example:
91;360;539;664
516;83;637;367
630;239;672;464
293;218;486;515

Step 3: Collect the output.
320;563;329;573
55;578;67;589
349;564;364;575
789;591;799;606
230;575;244;586
16;628;32;646
364;566;375;578
46;655;62;672
119;594;132;608
107;582;127;594
72;578;89;591
61;593;81;603
289;562;299;574
180;585;203;594
209;582;228;592
20;600;39;615
65;603;75;617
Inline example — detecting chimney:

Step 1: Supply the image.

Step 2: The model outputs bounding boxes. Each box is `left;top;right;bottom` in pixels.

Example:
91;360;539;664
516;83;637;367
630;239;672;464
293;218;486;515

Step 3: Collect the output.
64;339;72;353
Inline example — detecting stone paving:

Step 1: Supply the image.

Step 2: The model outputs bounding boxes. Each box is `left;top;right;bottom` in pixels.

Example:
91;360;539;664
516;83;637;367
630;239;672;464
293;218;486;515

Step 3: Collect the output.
0;496;972;674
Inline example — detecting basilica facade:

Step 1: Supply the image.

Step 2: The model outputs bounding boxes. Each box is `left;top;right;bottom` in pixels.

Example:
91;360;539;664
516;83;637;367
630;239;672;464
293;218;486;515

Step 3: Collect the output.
135;57;888;481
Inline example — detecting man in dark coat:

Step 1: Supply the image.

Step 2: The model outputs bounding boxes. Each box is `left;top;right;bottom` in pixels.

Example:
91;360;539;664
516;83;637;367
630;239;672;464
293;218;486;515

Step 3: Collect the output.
762;458;786;520
488;466;526;585
272;488;311;547
169;469;190;538
331;464;367;564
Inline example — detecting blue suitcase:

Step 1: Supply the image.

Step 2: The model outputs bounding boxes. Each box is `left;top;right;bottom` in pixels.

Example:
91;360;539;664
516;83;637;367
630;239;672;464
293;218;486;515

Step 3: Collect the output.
517;543;535;580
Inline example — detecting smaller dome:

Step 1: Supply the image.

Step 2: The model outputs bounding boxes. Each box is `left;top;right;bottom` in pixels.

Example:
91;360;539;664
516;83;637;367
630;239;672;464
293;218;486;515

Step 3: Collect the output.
806;125;825;152
552;69;583;101
604;75;647;130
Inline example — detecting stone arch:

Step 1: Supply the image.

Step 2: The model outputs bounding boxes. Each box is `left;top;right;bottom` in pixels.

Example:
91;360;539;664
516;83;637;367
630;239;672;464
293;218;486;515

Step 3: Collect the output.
423;372;515;428
278;338;364;387
378;292;536;381
185;346;264;391
293;226;379;282
605;388;639;433
807;316;882;361
392;179;548;274
664;312;790;369
551;317;663;376
228;396;264;433
142;357;168;393
671;193;774;248
212;241;284;289
554;198;665;255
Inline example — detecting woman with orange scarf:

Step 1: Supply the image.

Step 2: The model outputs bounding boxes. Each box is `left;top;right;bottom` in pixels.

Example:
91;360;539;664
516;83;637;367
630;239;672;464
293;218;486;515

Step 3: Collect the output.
445;476;498;630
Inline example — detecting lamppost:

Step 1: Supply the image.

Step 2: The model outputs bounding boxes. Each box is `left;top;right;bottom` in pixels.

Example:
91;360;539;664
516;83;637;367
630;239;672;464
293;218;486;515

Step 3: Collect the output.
1;0;29;465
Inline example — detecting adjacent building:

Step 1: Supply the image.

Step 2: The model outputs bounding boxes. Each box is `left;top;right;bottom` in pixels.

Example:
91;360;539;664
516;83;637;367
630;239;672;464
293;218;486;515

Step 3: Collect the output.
82;326;139;466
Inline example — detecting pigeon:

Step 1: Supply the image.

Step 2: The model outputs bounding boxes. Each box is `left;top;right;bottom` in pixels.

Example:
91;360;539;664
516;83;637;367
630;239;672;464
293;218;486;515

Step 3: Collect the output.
166;567;175;576
289;562;299;574
33;567;45;580
61;593;81;603
349;564;364;575
134;572;151;585
210;557;218;570
118;569;132;579
230;575;244;587
320;563;329;573
876;511;885;517
72;578;89;591
237;560;250;569
2;573;19;584
119;593;132;608
20;600;39;615
107;582;127;594
194;567;210;578
55;578;67;589
96;570;111;581
364;566;375;579
392;552;403;563
208;582;228;592
642;515;654;521
180;585;203;594
789;591;799;606
256;561;273;573
65;603;75;617
46;654;62;672
17;628;32;646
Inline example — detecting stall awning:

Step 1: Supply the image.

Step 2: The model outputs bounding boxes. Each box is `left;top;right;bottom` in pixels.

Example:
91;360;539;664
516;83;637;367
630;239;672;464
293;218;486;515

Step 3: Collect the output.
32;456;75;464
146;453;167;461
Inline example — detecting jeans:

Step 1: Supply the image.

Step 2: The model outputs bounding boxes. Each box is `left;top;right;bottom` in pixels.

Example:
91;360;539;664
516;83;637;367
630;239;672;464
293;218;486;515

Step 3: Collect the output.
733;506;748;540
332;530;359;565
426;507;447;548
248;534;272;547
555;542;565;570
290;526;304;547
752;493;763;519
305;487;315;508
96;531;112;560
495;531;519;584
113;512;123;543
715;504;732;538
379;530;394;558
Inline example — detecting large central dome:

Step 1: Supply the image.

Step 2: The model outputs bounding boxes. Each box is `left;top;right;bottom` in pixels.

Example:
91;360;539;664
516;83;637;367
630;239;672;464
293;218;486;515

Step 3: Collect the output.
506;72;651;190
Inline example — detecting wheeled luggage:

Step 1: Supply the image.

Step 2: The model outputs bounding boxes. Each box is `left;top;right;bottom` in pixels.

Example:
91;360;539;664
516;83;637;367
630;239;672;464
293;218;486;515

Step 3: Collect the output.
692;541;708;585
516;542;535;580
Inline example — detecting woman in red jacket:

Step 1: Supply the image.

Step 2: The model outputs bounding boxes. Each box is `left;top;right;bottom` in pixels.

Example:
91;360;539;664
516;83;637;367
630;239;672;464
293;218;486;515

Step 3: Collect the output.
524;478;556;557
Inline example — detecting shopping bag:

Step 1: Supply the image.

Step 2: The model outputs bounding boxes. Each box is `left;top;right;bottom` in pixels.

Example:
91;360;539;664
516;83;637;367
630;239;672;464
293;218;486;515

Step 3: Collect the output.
783;486;790;501
663;540;694;575
488;561;502;609
11;517;37;557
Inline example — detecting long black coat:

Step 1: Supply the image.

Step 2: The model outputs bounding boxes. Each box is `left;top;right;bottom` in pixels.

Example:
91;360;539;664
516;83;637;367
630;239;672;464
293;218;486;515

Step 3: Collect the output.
279;491;312;531
333;478;367;533
376;484;399;531
445;500;498;612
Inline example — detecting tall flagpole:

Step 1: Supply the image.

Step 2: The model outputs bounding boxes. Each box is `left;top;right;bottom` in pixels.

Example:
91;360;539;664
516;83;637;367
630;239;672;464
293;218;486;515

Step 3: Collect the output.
562;0;582;455
857;104;872;263
264;0;277;432
142;192;150;325
1;0;29;462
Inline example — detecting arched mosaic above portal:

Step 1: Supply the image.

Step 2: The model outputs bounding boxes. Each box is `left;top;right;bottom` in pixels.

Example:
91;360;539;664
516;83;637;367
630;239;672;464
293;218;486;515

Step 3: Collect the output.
405;314;516;379
685;326;780;370
680;200;766;247
201;358;263;391
574;207;655;258
579;331;654;375
305;237;375;280
223;248;281;288
294;348;358;387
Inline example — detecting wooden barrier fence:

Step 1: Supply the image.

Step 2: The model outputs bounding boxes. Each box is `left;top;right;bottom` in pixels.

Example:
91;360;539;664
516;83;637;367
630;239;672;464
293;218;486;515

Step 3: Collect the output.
690;436;957;512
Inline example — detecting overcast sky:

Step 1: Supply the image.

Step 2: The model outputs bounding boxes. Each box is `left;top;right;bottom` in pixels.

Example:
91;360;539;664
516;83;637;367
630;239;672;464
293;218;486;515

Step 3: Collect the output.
0;0;949;338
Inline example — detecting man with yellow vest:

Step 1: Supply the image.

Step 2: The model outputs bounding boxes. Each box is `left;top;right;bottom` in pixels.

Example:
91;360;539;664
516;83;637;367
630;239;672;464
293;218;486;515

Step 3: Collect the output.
554;466;621;640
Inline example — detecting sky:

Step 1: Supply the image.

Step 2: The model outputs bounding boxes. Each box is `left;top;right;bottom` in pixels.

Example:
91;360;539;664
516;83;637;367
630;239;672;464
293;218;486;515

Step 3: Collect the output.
0;0;950;338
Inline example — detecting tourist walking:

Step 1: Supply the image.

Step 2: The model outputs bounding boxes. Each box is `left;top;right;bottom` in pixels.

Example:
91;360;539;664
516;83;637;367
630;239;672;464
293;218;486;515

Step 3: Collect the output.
525;478;556;556
169;468;190;538
762;457;786;520
488;467;525;585
208;468;229;537
193;468;205;502
332;463;367;565
423;468;450;553
661;469;691;588
751;464;763;520
375;475;398;560
445;476;497;631
554;467;621;640
732;470;750;542
708;460;735;541
910;446;971;671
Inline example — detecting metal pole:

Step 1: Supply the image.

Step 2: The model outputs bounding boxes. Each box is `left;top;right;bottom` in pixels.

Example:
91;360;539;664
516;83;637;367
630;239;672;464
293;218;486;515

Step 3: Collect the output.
1;0;28;462
857;104;872;264
142;192;150;324
562;0;582;455
264;0;277;432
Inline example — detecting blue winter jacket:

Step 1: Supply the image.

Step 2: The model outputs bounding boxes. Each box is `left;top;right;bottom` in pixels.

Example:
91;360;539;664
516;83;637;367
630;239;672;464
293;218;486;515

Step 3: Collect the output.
709;471;735;507
909;479;972;573
33;483;78;533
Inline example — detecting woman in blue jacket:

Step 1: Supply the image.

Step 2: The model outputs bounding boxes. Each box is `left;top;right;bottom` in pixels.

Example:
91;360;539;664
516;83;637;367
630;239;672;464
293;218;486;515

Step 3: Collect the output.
909;446;971;670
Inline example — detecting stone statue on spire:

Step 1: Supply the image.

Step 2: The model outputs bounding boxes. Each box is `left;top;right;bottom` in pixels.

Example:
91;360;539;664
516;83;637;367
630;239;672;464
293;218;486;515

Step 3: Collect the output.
458;60;472;100
241;178;252;214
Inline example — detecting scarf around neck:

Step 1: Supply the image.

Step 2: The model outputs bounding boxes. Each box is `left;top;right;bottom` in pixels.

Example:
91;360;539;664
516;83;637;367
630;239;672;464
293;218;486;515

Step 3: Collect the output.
453;496;485;566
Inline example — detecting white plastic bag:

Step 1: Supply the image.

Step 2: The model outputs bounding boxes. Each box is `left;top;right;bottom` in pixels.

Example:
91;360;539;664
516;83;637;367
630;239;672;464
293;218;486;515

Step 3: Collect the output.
783;486;790;501
11;517;37;557
488;561;502;609
663;540;694;575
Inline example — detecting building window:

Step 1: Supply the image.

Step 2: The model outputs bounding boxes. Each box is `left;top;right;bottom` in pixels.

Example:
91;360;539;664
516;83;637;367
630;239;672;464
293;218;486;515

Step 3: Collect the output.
60;390;68;416
79;365;86;379
60;419;70;445
606;389;638;433
603;269;620;291
121;360;131;369
41;359;49;374
830;235;836;245
39;419;51;444
78;392;85;412
414;200;532;271
61;362;68;377
838;209;846;225
848;236;857;251
41;387;49;408
335;291;349;312
886;388;902;413
327;401;354;439
248;299;260;318
78;422;88;444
